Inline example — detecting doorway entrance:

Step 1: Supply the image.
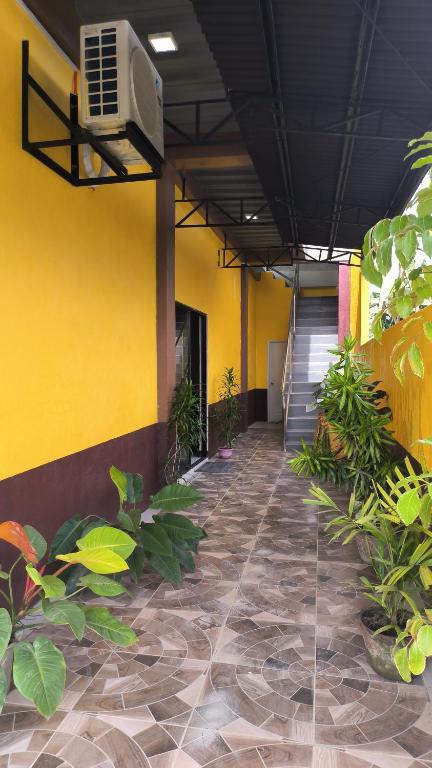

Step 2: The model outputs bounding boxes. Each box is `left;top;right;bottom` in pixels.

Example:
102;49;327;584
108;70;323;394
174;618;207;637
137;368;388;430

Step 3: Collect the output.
175;302;207;466
268;341;286;422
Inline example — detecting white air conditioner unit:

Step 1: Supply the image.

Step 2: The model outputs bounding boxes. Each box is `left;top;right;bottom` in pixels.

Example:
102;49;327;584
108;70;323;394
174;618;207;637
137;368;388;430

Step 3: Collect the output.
80;19;164;165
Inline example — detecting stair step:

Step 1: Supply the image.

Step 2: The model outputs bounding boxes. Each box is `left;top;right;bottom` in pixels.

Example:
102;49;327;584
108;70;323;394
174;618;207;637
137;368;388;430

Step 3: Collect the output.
287;416;318;430
296;324;338;332
288;403;318;416
293;356;332;363
294;333;338;342
291;382;319;394
289;392;318;405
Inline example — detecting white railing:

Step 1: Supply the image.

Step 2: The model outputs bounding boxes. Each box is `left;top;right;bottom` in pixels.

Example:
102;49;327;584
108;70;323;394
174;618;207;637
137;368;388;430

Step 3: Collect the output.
282;264;299;451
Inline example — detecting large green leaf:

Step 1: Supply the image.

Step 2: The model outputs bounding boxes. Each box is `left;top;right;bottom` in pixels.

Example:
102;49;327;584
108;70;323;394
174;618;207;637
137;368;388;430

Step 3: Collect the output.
78;573;127;597
42;599;85;641
424;321;432;342
56;547;129;574
0;667;7;712
395;295;414;319
127;545;146;584
83;606;137;647
408;641;426;676
412;155;432;173
77;526;135;560
396;488;421;526
393;645;411;682
49;515;85;560
408;342;424;378
422;231;432;257
0;609;12;662
154;512;203;540
125;472;144;504
375;238;392;275
117;508;141;533
373;219;390;243
150;484;203;511
172;541;196;572
148;552;182;583
110;465;128;503
24;526;47;562
139;523;173;556
361;252;382;288
401;230;417;264
389;215;409;235
26;565;66;598
417;624;432;656
13;637;66;718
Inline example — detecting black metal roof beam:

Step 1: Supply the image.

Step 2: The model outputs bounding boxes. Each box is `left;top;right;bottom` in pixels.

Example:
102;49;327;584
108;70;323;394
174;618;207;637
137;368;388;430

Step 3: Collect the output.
258;0;299;247
327;0;380;256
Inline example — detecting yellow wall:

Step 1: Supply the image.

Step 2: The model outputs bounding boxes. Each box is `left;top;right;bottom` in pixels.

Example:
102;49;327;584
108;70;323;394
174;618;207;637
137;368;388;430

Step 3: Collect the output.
175;204;241;403
300;287;338;298
248;274;257;390
362;305;432;467
255;274;292;389
1;0;157;480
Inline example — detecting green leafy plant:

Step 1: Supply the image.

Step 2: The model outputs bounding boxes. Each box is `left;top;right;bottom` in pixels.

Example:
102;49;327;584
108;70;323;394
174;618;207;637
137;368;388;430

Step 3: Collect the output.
0;520;137;718
304;456;432;681
215;367;241;448
55;466;206;588
289;335;397;500
165;377;205;483
361;134;432;381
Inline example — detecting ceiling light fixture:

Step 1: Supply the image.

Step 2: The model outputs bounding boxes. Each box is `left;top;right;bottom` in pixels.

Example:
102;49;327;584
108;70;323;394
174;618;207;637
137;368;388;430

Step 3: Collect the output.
148;32;178;53
245;213;258;220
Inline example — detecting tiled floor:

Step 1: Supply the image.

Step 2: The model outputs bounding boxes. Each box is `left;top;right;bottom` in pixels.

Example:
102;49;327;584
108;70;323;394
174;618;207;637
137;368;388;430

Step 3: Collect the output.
2;425;432;767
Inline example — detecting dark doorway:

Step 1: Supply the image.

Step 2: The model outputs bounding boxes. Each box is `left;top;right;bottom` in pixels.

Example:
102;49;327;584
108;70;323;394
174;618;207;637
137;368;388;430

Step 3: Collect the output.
175;302;207;466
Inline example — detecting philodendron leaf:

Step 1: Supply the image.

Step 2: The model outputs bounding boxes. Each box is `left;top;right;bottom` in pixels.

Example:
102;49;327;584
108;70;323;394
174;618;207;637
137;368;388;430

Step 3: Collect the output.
109;465;128;504
393;645;411;682
26;565;66;598
125;472;144;505
13;637;66;718
0;668;7;712
49;515;85;560
139;523;173;556
408;342;424;378
56;547;129;575
78;573;127;597
42;599;85;641
154;513;203;541
424;321;432;342
76;526;136;561
147;553;182;584
173;541;196;572
408;641;426;676
417;624;432;656
0;609;12;661
396;488;421;526
83;606;137;647
24;526;47;562
150;484;203;512
361;253;382;288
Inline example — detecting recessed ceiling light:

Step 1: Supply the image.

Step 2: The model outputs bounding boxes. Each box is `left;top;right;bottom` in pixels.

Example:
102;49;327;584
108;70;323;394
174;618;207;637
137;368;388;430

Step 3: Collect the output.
148;32;178;53
245;213;258;220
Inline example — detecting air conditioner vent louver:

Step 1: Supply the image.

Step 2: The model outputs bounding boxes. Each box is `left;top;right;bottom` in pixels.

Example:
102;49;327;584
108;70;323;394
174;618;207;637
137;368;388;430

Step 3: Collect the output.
80;20;164;165
83;27;118;117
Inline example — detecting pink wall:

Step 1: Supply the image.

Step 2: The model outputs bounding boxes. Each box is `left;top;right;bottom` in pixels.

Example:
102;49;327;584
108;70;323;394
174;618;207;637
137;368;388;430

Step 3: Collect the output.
338;265;350;344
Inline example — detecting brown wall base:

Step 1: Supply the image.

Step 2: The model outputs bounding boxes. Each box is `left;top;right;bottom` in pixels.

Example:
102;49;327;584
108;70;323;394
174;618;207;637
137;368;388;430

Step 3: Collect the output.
207;389;268;455
0;423;163;547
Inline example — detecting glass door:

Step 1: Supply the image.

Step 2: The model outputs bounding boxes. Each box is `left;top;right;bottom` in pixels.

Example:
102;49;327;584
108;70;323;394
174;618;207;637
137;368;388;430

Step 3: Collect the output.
175;303;207;467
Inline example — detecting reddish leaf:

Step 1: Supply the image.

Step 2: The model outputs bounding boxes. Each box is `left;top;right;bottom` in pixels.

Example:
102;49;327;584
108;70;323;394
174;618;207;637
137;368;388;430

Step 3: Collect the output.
0;521;38;563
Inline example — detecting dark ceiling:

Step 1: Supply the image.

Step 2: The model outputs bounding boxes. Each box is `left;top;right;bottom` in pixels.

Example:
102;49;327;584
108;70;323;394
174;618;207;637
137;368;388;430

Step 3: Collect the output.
26;0;432;256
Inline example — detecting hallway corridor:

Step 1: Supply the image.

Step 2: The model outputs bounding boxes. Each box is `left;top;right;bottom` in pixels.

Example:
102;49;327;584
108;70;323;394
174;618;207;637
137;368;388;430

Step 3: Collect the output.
2;426;432;768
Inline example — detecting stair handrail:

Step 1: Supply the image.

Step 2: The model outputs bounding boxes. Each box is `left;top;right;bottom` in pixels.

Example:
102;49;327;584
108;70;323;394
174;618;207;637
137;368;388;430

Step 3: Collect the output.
282;264;299;451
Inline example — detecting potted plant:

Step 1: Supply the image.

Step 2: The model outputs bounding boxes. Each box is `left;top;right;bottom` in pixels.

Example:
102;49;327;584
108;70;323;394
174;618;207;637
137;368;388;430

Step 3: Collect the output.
164;377;205;482
0;520;137;717
55;465;207;587
216;367;241;459
305;462;432;681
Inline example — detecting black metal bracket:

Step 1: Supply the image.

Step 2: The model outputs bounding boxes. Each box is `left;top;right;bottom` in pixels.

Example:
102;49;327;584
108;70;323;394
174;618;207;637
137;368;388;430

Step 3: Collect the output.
22;40;162;186
175;188;272;228
218;245;362;269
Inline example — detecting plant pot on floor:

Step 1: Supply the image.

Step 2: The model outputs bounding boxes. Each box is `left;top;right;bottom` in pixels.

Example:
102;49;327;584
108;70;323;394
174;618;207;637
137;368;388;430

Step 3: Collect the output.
361;607;410;682
218;447;233;459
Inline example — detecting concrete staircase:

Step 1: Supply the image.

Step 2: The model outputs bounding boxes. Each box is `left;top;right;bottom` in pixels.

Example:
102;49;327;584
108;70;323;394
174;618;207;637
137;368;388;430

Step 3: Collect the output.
284;296;338;449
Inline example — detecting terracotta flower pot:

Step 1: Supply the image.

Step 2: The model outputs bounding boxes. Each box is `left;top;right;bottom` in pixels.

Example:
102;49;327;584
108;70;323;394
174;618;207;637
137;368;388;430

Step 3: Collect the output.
361;608;401;682
218;447;233;459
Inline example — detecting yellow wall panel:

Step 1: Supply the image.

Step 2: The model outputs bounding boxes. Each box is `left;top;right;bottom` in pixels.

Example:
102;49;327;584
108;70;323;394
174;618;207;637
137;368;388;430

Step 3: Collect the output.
362;305;432;467
175;207;241;403
0;1;157;479
248;274;257;390
255;274;292;389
